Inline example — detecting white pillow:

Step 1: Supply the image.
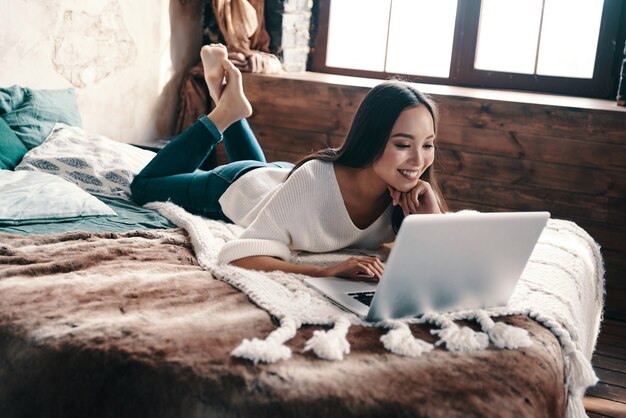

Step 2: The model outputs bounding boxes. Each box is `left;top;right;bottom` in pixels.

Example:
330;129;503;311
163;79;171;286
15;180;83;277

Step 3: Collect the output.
0;170;116;224
15;123;155;200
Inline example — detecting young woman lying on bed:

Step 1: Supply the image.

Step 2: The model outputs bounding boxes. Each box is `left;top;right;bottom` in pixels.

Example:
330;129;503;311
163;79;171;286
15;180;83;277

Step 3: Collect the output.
131;44;447;280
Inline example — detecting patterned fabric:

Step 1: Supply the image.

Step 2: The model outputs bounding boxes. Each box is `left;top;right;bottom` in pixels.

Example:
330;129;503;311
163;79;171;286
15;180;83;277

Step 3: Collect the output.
15;123;155;200
57;157;89;168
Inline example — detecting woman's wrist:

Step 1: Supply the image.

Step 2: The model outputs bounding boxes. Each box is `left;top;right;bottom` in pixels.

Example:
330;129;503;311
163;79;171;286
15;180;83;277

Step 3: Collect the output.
231;256;326;277
292;263;325;277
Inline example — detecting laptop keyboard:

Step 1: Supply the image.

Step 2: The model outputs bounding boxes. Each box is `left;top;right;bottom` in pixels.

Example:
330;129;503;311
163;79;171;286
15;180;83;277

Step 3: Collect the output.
348;291;376;307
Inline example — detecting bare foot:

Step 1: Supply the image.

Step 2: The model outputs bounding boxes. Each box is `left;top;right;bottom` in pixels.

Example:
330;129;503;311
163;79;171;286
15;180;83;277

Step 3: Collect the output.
207;61;253;132
201;44;228;103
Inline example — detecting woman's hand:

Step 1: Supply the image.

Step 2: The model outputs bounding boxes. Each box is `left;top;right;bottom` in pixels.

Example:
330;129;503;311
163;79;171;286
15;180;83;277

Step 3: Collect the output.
388;180;441;216
319;256;385;281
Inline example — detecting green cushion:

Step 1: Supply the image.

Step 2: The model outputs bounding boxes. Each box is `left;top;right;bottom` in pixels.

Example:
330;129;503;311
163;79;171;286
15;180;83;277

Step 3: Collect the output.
0;117;28;170
0;86;82;150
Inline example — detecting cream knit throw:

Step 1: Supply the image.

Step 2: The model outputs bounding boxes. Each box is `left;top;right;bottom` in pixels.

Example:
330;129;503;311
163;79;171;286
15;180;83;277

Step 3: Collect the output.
146;202;604;418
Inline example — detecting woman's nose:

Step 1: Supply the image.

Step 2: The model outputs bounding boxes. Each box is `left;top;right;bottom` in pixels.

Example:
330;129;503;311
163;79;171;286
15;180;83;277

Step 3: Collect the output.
409;148;423;165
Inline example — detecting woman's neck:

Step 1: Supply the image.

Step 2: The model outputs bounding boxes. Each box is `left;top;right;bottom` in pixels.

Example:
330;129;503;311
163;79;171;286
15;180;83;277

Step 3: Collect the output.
334;164;391;229
339;165;389;202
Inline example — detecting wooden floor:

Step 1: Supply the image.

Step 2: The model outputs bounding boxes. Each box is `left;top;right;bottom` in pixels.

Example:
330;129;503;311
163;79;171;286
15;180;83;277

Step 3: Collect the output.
584;319;626;417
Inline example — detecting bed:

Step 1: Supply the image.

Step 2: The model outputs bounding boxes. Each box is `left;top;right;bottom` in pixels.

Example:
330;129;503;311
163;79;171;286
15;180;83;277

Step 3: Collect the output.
0;87;604;418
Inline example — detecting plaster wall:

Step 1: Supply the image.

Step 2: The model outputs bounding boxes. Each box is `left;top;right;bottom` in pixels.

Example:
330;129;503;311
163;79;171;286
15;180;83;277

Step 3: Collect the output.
0;0;203;144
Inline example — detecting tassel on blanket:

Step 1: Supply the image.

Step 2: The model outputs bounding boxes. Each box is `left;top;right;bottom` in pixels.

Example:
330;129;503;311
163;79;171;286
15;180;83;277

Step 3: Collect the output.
566;396;586;418
304;317;351;360
426;313;489;352
563;341;598;418
528;311;598;395
473;311;532;349
380;321;434;357
566;349;599;395
526;310;598;418
432;325;489;352
231;317;299;364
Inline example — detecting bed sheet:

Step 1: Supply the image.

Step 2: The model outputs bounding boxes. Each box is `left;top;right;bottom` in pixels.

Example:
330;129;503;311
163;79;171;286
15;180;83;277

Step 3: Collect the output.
0;196;174;235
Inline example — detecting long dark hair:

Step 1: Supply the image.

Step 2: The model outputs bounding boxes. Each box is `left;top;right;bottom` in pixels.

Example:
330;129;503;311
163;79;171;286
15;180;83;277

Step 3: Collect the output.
289;80;448;233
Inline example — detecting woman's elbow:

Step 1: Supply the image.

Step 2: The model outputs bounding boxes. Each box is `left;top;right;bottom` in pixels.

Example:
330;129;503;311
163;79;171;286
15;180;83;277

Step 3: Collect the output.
229;257;251;269
229;256;271;270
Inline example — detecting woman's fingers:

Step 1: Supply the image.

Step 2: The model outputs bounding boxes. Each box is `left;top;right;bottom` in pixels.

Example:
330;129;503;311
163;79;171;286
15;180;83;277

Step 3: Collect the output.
400;192;409;217
370;257;385;278
396;181;440;216
407;189;418;214
384;181;441;216
388;186;401;206
352;258;373;277
354;256;384;280
333;256;385;280
359;264;376;278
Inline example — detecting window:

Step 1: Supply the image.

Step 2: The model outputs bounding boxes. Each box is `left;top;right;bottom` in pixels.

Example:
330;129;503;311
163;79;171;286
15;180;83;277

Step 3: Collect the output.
311;0;626;99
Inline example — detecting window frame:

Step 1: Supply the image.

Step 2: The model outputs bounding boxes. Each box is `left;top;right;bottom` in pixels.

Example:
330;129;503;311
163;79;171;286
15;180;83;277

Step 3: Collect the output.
310;0;626;99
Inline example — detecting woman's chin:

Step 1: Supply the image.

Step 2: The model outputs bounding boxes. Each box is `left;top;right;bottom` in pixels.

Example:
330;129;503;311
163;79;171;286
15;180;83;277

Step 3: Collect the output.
389;185;411;194
394;179;418;192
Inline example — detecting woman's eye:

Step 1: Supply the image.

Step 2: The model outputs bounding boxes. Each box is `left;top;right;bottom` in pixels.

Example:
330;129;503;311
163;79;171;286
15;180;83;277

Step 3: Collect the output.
394;144;410;149
423;144;434;149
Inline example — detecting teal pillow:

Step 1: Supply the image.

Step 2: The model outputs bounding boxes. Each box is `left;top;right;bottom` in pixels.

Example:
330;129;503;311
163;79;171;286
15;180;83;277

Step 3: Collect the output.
0;86;82;150
0;117;28;170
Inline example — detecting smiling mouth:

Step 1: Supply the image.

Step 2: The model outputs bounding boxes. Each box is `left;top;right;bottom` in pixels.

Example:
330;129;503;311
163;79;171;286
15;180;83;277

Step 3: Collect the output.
398;169;419;179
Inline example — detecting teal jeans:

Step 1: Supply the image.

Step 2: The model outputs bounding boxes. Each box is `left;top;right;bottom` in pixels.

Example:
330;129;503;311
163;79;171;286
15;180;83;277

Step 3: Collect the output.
131;116;293;222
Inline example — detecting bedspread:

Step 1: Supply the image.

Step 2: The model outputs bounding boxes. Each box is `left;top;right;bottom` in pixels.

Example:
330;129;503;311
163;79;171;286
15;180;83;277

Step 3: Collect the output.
0;228;570;418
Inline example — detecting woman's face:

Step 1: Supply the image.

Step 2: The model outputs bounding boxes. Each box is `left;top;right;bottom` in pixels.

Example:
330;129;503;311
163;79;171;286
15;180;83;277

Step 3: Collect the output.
372;105;436;193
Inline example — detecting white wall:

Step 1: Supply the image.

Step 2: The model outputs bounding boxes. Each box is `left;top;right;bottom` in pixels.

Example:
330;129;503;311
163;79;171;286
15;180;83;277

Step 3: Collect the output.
0;0;203;144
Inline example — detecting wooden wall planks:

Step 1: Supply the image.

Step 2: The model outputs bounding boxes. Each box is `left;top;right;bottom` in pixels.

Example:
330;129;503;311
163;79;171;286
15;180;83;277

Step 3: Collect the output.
219;74;626;320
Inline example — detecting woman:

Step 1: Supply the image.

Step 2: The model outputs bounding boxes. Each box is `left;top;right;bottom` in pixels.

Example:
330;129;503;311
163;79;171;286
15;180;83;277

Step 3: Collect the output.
132;44;447;281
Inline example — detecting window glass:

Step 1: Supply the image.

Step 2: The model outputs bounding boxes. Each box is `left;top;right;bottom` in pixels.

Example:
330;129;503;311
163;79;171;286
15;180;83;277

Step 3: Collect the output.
316;0;619;98
325;0;391;71
537;0;604;78
474;0;543;74
386;0;458;78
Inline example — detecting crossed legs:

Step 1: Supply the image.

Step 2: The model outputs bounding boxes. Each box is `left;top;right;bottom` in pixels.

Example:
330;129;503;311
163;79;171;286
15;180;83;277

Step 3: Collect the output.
131;44;267;217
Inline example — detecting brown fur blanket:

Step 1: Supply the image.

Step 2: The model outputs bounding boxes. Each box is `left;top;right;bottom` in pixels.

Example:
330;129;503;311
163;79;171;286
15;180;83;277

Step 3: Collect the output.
0;228;565;418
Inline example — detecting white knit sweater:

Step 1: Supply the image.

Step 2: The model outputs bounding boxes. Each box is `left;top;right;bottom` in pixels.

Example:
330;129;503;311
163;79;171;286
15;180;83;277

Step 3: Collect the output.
217;160;396;264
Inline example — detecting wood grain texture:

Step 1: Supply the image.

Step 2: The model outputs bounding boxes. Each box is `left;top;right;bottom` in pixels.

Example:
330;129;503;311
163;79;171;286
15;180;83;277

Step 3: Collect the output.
233;73;626;320
585;318;626;418
583;396;626;417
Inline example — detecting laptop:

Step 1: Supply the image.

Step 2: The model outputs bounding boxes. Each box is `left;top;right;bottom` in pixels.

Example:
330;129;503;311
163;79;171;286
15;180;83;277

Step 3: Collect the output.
304;211;550;322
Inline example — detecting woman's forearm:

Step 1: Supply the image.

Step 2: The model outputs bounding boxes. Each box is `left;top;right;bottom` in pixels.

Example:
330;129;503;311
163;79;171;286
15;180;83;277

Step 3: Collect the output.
230;255;324;276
